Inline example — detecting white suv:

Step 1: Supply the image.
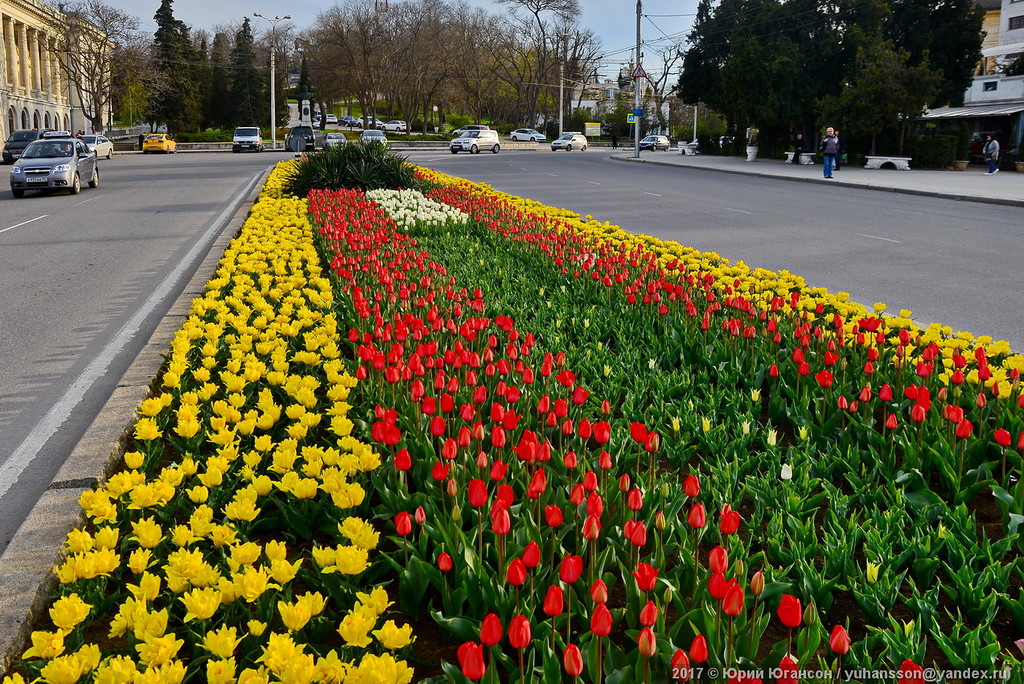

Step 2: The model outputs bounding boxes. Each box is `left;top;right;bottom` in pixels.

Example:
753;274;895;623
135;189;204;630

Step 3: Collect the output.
450;129;500;154
551;132;587;151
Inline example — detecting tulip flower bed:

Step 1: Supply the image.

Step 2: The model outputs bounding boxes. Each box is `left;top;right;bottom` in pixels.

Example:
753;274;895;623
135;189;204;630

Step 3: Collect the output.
309;166;1024;683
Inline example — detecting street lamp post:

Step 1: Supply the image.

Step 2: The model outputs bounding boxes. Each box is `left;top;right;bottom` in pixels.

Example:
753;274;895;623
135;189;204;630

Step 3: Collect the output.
253;13;290;151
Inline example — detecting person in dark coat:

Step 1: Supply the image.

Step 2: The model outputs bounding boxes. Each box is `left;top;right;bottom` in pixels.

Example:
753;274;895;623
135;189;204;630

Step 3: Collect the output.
138;133;145;150
792;133;806;163
834;128;846;170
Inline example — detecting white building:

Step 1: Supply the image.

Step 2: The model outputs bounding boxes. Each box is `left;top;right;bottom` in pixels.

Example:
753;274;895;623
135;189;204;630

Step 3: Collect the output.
1;0;85;141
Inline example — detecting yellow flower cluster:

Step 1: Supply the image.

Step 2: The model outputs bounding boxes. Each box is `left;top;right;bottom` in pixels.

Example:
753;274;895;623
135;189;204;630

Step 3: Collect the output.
6;162;413;684
417;167;1024;392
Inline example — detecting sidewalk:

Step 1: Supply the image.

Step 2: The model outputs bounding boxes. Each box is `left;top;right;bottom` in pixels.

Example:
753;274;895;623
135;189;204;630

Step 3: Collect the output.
611;151;1024;207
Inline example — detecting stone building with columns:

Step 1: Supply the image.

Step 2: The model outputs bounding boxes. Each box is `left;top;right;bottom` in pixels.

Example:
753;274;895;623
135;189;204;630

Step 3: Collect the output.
1;0;100;142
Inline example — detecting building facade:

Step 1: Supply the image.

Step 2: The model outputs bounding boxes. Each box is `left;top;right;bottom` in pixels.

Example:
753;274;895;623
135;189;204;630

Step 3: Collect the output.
1;0;79;143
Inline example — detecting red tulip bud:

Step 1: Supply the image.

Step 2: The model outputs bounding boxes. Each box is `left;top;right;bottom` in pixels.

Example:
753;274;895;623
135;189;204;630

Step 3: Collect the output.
689;635;708;663
438;552;453;572
638;627;657;658
777;594;802;628
458;642;486;680
639;600;659;626
829;625;850;654
563;644;584;676
508;615;531;649
590;603;613;636
543;585;565;617
590;579;608;604
479;614;502;646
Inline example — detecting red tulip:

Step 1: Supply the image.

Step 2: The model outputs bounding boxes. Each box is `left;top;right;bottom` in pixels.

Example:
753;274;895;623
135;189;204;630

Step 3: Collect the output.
430;416;446;436
639;600;659;626
545;505;564;527
414;506;426;525
590;603;613;636
582;470;598;491
689;635;707;663
480;613;503;645
438;552;453;572
638;627;657;658
885;413;898;430
777;655;798;684
590;579;608;604
522;541;541;569
543;585;565;616
898;660;924;684
492;508;511;535
632;562;659;591
583;514;602;541
722;583;745;616
829;625;850;654
688;503;706;529
708;572;729;600
955;419;973;439
563;644;584;677
559;555;583;583
629;422;649;443
490;459;508;481
630;521;648;547
709;546;728;574
394;449;411;471
627;488;644;511
777;594;802;628
720;508;741;535
593;421;611;444
394;512;412;536
431;462;450;481
457;642;486;680
684;475;700;497
586;492;604;516
671;649;691;680
995;428;1012;447
507;558;527;586
508;615;531;649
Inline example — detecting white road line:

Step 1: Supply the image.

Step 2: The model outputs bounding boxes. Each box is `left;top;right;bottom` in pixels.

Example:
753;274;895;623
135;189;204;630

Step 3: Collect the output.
0;215;48;235
895;209;923;215
644;192;662;197
726;208;752;214
72;197;97;207
857;233;900;243
547;173;558;177
588;181;601;185
0;170;264;501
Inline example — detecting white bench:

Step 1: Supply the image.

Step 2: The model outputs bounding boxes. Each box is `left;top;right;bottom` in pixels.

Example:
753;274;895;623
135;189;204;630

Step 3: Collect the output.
678;143;699;156
864;156;912;170
785;151;815;165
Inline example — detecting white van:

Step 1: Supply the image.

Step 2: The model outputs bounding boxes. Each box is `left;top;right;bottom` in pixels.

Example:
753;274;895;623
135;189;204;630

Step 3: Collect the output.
232;127;264;152
450;129;500;154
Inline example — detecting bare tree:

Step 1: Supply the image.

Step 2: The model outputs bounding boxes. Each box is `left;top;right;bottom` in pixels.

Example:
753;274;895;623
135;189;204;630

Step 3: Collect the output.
47;0;142;132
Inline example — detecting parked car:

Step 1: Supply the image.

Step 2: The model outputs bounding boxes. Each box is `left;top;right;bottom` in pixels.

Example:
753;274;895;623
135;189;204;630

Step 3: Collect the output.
359;130;389;146
510;128;546;143
3;129;53;164
285;126;323;152
324;132;348;148
9;131;98;198
551;132;587;151
80;134;114;159
340;116;359;128
639;135;671;151
142;133;177;154
231;126;264;153
325;114;339;125
451;124;490;137
450;129;500;154
382;120;408;133
360;116;383;129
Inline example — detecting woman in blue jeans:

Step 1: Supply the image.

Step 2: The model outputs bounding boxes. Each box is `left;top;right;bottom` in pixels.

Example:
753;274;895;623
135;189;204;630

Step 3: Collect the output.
983;135;1000;175
819;127;839;178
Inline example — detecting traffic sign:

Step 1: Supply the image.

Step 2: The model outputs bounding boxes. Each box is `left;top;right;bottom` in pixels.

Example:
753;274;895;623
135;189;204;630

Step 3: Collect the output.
626;114;635;123
631;63;647;79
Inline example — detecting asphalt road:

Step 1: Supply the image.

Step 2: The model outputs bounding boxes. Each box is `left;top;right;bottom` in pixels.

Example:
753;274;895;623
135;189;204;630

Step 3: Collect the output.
0;151;288;552
406;149;1023;351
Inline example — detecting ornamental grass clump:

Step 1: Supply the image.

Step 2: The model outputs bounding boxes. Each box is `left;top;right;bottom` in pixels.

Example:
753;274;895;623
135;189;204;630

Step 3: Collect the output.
2;162;415;684
281;143;421;197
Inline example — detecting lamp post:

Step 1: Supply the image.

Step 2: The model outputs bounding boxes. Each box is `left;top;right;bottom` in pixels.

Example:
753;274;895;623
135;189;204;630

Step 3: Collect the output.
253;13;290;151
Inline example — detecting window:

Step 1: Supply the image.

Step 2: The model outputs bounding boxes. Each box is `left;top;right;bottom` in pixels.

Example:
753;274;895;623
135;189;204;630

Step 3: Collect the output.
983;81;999;91
1010;15;1024;29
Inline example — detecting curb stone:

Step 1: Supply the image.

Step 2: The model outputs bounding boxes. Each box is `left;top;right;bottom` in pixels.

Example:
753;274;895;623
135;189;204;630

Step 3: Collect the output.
0;167;273;674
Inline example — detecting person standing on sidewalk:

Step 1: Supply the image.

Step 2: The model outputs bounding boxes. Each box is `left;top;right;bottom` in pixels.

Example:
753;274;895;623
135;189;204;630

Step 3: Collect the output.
819;127;839;178
834;128;846;171
793;133;806;163
983;134;1000;174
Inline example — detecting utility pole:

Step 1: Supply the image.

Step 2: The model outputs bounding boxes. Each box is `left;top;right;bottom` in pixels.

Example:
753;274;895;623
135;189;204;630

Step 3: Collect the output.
634;0;642;159
559;62;564;136
253;13;290;151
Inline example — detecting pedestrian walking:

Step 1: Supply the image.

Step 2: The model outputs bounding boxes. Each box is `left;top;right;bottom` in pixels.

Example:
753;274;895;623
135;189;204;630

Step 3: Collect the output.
834;129;846;170
138;133;145;150
611;131;619;149
983;134;1000;175
819;127;839;178
792;133;806;164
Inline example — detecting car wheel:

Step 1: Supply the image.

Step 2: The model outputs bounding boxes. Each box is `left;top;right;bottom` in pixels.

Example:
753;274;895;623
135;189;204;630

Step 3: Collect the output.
69;173;81;195
106;149;112;159
492;145;499;154
88;167;99;188
471;144;479;154
581;145;587;151
566;145;572;151
12;189;24;198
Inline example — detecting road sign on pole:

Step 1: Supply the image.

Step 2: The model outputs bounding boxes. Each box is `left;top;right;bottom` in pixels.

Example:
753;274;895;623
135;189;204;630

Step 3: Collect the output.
631;63;647;79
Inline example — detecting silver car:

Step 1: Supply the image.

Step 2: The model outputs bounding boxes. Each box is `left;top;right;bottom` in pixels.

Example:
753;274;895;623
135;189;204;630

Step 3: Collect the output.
324;132;348;148
359;130;389;146
81;134;114;159
551;132;588;151
510;128;546;142
9;133;98;198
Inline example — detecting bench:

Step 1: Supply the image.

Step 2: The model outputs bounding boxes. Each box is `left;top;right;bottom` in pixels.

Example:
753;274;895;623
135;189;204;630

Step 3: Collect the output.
785;151;815;165
678;143;699;156
864;156;912;170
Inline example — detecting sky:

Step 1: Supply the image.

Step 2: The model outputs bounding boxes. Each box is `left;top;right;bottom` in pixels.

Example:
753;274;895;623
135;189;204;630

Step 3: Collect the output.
103;0;698;81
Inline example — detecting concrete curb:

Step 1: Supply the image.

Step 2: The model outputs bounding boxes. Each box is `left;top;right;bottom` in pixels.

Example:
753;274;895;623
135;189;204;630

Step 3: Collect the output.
610;154;1024;209
0;167;273;673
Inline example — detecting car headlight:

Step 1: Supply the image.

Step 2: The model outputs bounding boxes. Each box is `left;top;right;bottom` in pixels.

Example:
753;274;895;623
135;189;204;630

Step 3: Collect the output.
53;164;72;172
11;166;22;174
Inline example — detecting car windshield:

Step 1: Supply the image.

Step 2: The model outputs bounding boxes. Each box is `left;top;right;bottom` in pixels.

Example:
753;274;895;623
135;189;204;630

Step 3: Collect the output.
8;131;39;142
236;128;259;136
23;141;74;158
326;133;343;139
364;131;383;137
82;136;98;144
558;134;573;140
147;135;163;140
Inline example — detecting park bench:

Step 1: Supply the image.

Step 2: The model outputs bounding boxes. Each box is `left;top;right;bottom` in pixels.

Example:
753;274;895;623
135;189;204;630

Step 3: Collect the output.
864;156;912;170
785;151;815;165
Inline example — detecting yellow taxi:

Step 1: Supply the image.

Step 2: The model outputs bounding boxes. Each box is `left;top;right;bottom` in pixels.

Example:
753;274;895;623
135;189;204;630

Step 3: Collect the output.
142;133;177;154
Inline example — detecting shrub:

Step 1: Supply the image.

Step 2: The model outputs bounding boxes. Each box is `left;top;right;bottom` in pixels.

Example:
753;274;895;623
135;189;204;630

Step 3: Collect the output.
907;134;957;168
281;143;421;196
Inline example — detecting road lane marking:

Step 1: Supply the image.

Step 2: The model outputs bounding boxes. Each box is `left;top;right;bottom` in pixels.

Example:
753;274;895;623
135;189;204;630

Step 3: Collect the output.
588;181;601;185
547;173;558;177
857;233;900;243
72;197;97;207
1;215;48;234
726;208;752;214
644;192;662;197
0;171;265;501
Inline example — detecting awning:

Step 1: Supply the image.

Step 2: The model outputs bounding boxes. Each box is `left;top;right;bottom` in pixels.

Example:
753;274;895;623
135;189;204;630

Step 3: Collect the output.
921;103;1024;119
982;42;1024;58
